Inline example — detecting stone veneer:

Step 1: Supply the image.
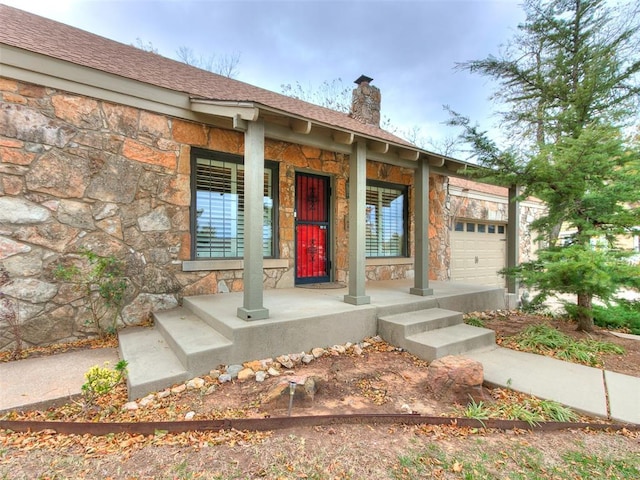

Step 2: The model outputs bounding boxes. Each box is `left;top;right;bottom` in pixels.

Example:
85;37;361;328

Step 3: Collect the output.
0;78;449;349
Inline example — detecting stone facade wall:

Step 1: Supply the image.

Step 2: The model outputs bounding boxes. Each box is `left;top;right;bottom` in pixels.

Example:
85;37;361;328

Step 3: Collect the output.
0;78;447;349
519;202;546;263
429;174;449;281
450;192;509;225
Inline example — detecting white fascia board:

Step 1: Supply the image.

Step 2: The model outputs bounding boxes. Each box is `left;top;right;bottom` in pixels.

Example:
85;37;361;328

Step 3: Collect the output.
190;99;259;121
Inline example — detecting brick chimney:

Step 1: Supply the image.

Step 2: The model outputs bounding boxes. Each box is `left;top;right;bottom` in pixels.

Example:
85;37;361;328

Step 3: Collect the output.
350;74;381;127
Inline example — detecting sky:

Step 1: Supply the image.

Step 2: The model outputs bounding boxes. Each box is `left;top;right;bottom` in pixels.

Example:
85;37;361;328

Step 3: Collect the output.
2;0;528;151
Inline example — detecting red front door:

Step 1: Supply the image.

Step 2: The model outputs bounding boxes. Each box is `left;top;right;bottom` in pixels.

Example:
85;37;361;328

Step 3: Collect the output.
295;173;330;284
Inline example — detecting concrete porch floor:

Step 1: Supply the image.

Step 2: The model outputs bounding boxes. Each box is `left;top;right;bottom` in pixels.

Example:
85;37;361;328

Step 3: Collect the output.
193;279;507;323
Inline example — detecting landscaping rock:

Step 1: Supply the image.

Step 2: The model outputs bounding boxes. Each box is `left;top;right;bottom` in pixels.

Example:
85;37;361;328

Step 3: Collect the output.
122;401;138;411
426;355;486;404
289;353;303;365
237;368;255;382
301;354;314;364
157;389;170;399
226;364;243;379
171;384;186;395
139;394;155;407
261;375;322;407
267;367;280;377
218;373;232;383
243;360;264;372
187;377;205;389
255;371;267;382
184;411;195;420
311;347;326;358
276;355;294;369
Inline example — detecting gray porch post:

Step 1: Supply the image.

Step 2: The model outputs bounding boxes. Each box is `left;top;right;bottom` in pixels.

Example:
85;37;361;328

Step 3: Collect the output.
344;140;371;305
506;185;520;308
237;119;269;321
410;158;433;296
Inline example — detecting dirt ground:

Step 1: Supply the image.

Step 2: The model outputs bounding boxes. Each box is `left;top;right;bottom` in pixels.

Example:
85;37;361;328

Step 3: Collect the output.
1;312;639;479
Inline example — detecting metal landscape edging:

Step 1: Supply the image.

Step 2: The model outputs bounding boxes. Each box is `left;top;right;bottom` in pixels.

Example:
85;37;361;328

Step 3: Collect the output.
1;414;638;436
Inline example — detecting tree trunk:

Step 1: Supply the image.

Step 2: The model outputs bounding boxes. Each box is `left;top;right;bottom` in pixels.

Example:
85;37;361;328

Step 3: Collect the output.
576;292;594;332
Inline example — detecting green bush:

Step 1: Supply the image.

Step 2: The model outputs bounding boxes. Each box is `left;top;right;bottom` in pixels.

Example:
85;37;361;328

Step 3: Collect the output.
592;300;640;335
54;249;128;337
464;316;485;328
82;360;128;407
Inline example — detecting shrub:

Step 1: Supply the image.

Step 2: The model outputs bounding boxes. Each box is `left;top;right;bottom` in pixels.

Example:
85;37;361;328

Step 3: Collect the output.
54;250;128;337
82;360;128;407
592;300;640;335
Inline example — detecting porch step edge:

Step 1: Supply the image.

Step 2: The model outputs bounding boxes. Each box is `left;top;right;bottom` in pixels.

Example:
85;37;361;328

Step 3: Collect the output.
182;296;235;339
405;324;496;362
378;308;463;347
118;327;189;401
154;308;233;376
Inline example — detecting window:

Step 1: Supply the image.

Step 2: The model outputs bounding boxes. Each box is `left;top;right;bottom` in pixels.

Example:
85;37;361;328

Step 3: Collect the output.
477;224;486;233
466;223;476;232
454;222;464;232
191;150;277;259
366;181;407;257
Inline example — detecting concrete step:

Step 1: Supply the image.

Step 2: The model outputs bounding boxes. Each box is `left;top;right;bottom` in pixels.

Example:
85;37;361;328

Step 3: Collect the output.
182;295;235;339
378;308;463;347
405;324;496;362
155;308;233;375
118;327;189;400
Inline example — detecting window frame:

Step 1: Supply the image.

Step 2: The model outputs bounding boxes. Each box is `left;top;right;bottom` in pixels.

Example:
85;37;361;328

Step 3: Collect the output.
365;179;408;258
190;148;278;260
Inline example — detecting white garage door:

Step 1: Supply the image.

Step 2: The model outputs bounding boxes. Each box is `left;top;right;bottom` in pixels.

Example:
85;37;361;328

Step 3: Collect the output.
451;221;506;287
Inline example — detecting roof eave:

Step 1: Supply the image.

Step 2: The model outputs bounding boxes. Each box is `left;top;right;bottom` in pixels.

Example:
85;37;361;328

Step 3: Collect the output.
190;98;260;122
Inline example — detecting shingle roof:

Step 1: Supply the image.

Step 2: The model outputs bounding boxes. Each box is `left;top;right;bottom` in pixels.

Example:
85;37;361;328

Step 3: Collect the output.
0;4;414;148
449;177;508;197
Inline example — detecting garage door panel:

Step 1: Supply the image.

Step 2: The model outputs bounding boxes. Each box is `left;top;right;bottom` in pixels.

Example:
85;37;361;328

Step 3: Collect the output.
451;221;506;287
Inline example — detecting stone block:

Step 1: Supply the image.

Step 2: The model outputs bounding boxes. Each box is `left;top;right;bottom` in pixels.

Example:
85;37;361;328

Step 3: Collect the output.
426;355;486;405
261;375;322;406
51;94;101;129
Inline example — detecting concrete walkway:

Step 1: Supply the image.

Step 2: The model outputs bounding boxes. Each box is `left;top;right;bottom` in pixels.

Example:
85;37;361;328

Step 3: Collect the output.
466;346;640;424
0;348;119;413
1;344;638;424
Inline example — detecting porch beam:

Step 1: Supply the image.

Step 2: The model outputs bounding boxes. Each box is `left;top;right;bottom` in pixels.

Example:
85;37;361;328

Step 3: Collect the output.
232;114;247;132
264;123;417;169
237;119;270;321
506;185;520;305
410;158;434;296
344;140;371;305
